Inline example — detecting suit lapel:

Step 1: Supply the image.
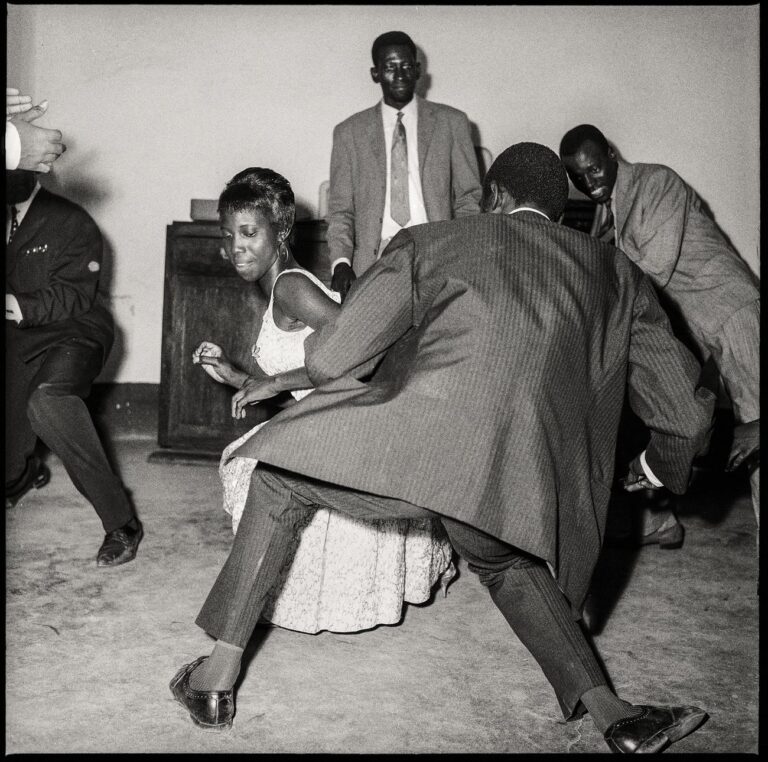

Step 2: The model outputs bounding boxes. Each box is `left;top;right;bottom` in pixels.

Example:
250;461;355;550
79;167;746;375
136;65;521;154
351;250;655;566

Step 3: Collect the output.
6;188;51;276
416;97;435;177
366;103;386;187
613;159;632;244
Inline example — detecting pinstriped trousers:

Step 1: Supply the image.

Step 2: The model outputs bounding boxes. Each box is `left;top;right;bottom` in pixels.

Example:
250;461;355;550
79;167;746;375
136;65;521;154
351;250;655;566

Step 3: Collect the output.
196;463;608;719
687;299;760;527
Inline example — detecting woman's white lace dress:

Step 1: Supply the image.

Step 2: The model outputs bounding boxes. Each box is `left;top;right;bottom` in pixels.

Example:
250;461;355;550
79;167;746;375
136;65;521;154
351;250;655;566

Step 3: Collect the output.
219;268;455;633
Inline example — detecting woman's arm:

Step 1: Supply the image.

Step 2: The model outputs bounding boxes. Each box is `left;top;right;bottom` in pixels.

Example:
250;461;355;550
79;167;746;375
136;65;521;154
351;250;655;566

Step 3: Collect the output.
193;340;251;388
273;271;340;331
231;272;340;418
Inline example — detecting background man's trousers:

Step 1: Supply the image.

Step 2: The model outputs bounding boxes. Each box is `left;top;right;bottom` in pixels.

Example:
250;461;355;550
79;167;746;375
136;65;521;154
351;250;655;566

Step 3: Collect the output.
197;464;608;719
5;334;134;532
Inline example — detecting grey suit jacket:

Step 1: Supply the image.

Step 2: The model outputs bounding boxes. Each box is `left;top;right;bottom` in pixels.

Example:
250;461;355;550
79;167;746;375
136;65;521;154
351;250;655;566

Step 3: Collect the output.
612;159;758;337
327;96;481;276
233;212;713;610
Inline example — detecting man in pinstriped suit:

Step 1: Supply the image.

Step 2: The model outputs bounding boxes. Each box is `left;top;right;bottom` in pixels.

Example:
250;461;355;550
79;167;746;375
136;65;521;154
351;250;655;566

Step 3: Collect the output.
171;143;714;752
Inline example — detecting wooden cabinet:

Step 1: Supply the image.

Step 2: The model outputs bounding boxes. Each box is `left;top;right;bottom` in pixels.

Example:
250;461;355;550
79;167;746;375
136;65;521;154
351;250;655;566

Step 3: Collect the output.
150;219;329;463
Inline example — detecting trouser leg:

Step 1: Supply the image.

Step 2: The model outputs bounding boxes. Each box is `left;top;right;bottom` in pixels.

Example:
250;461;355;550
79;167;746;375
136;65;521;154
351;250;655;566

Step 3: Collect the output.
25;340;133;532
5;340;40;490
693;302;760;528
441;517;608;719
196;463;435;647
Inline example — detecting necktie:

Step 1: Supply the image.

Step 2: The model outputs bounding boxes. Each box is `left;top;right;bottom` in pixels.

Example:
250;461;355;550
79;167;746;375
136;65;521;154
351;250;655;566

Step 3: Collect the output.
593;200;615;245
390;112;410;227
8;205;19;243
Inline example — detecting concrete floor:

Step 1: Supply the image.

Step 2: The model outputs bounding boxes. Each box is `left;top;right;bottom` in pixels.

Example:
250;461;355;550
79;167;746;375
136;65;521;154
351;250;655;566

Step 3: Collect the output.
5;438;758;753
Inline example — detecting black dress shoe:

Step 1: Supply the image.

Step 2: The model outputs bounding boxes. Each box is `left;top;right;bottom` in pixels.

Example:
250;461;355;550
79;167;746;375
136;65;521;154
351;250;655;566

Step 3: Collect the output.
604;704;708;753
96;519;143;567
5;463;50;509
170;656;235;730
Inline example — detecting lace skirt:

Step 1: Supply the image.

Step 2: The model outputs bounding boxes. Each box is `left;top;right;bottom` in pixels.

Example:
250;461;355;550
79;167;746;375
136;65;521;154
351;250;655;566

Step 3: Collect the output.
219;425;456;633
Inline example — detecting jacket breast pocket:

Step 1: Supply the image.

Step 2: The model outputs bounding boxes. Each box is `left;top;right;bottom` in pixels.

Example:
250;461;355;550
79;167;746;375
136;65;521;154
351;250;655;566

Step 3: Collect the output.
13;246;54;292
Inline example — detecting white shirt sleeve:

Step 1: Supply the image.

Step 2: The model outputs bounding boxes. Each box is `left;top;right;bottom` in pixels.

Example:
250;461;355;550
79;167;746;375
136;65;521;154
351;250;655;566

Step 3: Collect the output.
639;450;664;487
6;122;21;170
5;293;23;323
331;257;353;272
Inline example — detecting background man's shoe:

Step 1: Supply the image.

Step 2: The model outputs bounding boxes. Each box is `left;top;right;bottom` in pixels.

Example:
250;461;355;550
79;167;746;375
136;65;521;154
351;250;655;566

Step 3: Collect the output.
639;518;684;549
97;520;143;567
604;704;708;753
5;463;50;509
169;657;234;730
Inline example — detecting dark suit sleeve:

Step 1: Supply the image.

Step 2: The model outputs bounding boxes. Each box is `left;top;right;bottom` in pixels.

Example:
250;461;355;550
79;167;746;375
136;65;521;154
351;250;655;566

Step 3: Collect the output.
626;274;715;493
326;122;356;268
450;111;481;217
13;213;104;328
304;230;415;385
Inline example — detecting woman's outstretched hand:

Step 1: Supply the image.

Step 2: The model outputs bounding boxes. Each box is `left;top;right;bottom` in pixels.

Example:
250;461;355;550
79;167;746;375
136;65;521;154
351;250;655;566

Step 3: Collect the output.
193;341;246;387
231;375;279;419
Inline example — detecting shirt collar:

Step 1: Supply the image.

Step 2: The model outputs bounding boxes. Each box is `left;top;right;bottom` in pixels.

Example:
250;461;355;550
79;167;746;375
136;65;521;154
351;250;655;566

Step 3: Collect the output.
508;206;550;220
381;94;418;123
10;181;42;223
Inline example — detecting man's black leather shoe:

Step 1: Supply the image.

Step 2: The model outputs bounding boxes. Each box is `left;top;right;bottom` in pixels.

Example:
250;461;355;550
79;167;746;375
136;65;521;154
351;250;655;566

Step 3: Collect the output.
5;463;50;509
604;704;708;753
96;520;143;567
170;656;235;730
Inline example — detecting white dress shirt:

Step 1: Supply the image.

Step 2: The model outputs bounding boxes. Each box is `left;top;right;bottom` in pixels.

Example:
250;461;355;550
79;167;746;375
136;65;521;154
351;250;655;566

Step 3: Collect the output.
332;96;429;273
379;96;428;246
5;122;21;170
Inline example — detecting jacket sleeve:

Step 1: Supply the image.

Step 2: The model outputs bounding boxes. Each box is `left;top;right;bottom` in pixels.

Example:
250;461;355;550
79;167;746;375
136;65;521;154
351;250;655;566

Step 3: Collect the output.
326;122;356;267
625;168;688;289
13;213;104;327
450;111;481;217
304;230;415;385
626;274;715;493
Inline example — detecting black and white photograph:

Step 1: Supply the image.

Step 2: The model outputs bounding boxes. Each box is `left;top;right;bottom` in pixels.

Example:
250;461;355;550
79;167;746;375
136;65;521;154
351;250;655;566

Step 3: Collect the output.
5;3;759;754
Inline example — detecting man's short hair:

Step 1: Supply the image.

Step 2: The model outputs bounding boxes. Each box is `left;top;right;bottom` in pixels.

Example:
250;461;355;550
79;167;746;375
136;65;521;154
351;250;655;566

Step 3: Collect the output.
484;142;569;220
371;31;417;65
559;124;610;158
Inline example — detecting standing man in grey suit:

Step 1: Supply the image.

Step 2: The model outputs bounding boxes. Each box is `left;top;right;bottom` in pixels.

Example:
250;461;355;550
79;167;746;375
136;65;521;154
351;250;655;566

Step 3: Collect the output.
328;30;481;299
171;143;714;753
560;124;760;537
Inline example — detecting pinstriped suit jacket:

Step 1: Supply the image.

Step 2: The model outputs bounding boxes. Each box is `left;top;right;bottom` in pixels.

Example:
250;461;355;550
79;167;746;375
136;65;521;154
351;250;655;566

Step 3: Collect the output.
235;212;714;609
327;96;482;276
612;159;758;336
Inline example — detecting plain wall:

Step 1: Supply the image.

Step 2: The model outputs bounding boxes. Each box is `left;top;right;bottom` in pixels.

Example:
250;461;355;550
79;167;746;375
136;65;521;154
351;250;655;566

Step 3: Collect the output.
6;4;760;383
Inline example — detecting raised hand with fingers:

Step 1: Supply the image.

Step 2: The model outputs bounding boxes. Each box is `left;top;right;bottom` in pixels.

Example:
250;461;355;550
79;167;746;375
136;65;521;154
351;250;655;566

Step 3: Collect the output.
192;341;248;388
8;100;66;173
6;88;33;118
727;419;759;473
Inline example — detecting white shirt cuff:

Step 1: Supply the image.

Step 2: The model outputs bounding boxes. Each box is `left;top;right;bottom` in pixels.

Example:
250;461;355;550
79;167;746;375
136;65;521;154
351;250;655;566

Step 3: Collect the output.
639;450;664;487
6;122;21;170
5;293;23;323
331;257;352;272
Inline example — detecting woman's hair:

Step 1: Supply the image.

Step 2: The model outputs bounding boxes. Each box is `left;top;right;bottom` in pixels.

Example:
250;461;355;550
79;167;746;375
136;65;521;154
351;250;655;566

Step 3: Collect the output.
218;167;295;240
